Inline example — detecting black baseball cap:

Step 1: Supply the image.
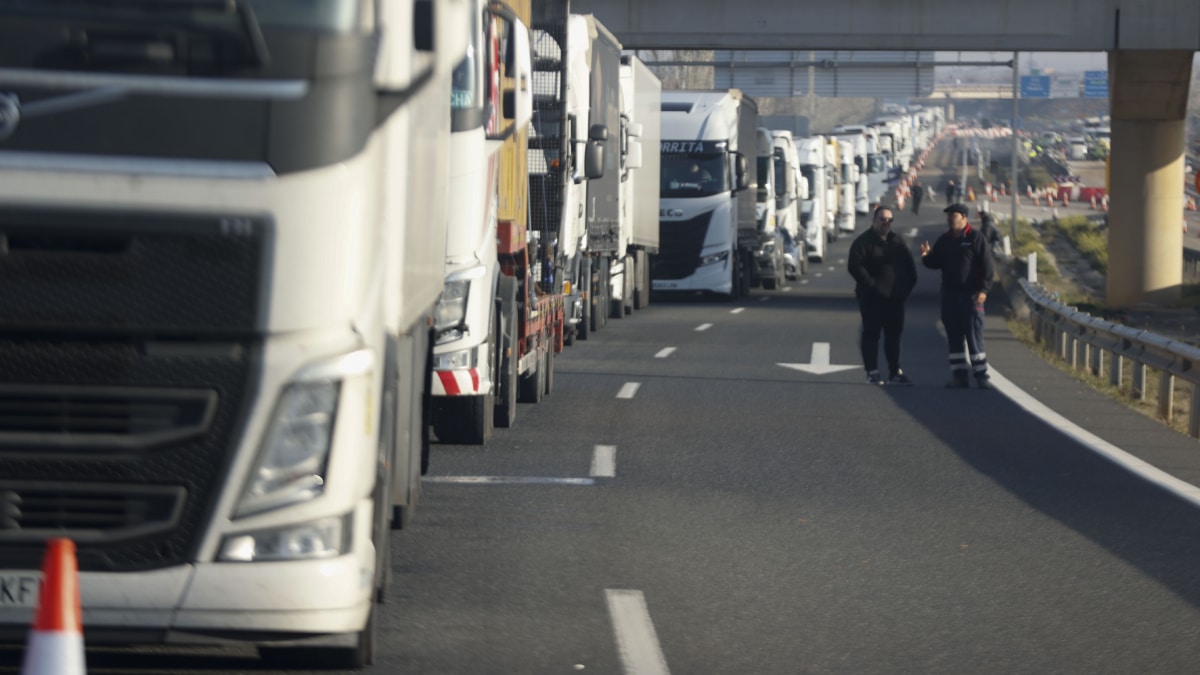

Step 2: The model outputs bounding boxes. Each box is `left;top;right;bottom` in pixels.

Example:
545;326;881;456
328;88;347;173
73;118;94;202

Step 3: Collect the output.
943;203;969;216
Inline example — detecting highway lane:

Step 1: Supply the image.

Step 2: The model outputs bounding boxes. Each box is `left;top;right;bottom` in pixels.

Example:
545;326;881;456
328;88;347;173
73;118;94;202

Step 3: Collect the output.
6;216;1200;673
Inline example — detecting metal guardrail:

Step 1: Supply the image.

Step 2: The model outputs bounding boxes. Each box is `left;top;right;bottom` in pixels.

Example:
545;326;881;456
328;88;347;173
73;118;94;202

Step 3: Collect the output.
1018;277;1200;438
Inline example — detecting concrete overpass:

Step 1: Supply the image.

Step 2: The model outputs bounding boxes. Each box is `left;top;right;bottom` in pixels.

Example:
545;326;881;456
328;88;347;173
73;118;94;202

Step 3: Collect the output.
574;0;1200;306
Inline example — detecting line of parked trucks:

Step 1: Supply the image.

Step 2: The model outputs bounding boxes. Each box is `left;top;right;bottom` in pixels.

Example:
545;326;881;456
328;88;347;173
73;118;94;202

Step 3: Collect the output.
0;0;946;669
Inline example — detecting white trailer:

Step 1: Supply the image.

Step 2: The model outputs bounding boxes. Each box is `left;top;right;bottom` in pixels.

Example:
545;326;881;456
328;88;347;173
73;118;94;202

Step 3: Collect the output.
0;0;471;668
615;54;662;314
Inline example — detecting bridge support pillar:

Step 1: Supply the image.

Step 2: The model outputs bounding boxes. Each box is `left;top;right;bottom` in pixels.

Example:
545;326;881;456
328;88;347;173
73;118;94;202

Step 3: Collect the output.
1106;50;1192;306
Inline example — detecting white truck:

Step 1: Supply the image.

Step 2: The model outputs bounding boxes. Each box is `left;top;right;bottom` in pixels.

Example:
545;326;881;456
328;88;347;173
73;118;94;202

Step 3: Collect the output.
753;126;785;289
528;12;620;342
0;0;471;668
834;133;870;216
430;0;540;445
797;135;832;263
834;124;889;210
833;138;858;234
771;130;807;279
615;54;662;315
653;89;756;299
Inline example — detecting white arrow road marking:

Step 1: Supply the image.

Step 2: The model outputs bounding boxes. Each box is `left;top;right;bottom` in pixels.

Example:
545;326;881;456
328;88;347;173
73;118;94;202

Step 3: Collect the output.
730;308;745;314
654;347;676;359
617;382;641;399
777;342;859;375
606;590;670;675
591;445;616;478
695;323;712;332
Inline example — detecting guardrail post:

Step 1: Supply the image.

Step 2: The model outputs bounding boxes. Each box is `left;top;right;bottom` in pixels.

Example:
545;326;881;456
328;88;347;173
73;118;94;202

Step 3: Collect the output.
1070;336;1079;369
1110;352;1122;388
1191;383;1200;439
1027;252;1037;284
1134;362;1147;401
1159;371;1175;421
1092;346;1103;379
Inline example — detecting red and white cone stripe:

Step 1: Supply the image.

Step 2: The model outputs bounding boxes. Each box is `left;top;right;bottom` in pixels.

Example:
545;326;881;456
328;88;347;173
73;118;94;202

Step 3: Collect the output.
22;539;85;675
432;369;481;396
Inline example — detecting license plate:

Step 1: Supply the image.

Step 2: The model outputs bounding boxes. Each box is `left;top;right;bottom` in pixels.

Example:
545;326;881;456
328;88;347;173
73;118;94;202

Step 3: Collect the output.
0;573;40;609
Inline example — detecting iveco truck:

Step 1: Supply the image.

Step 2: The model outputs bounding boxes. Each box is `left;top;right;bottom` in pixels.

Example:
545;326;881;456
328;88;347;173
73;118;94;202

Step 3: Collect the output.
798;135;832;263
0;0;468;668
652;89;756;299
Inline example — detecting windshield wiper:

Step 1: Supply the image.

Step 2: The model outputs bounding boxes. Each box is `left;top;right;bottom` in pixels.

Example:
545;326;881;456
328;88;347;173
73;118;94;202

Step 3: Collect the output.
34;0;270;68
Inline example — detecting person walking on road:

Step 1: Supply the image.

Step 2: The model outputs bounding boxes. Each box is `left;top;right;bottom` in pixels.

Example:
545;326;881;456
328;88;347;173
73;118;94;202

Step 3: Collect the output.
848;206;919;386
944;179;957;205
920;203;995;389
911;179;924;215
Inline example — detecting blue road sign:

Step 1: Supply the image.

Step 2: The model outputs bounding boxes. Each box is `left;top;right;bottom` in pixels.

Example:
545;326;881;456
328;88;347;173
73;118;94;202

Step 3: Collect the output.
1019;75;1051;98
1083;70;1108;98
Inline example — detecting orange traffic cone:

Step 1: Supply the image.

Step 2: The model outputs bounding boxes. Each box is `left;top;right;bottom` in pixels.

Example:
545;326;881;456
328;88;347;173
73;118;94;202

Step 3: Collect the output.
21;539;85;675
967;187;976;201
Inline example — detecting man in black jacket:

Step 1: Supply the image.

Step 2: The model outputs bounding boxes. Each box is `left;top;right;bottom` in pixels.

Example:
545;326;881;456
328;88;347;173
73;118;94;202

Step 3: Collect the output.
920;203;996;388
848;206;919;385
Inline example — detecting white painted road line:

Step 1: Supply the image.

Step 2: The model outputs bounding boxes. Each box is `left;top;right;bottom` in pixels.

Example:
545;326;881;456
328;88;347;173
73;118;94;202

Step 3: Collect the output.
908;227;919;238
730;308;745;314
815;272;823;278
654;347;677;359
606;590;670;675
782;286;792;292
424;476;596;486
617;382;641;399
988;369;1200;510
800;279;810;285
591;445;616;478
695;323;712;332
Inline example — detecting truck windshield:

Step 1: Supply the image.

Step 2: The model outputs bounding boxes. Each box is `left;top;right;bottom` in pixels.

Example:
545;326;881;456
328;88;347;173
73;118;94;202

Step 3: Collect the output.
841;164;853;183
0;0;361;32
756;156;772;202
661;152;728;198
867;153;886;174
773;153;787;197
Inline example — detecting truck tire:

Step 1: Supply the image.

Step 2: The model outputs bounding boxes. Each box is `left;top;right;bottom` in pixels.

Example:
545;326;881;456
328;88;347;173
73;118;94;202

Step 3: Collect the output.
495;276;518;428
543;337;555;396
634;249;650;310
517;340;543;403
432;394;493;445
578;257;591;341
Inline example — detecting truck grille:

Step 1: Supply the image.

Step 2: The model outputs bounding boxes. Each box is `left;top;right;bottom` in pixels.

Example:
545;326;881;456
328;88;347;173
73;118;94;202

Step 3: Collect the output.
0;483;185;542
0;385;216;450
651;214;712;280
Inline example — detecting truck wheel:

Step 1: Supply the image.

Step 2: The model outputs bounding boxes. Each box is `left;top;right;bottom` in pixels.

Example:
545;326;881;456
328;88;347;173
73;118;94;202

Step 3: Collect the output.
494;278;518;428
432;393;493;445
543;341;554;396
517;341;544;403
634;250;649;310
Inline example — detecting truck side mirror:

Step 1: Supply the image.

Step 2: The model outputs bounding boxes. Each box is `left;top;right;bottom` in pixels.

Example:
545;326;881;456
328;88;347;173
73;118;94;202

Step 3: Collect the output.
501;19;533;128
584;137;605;179
797;175;810;201
626;139;643;170
589;124;609;142
735;152;749;191
374;0;470;121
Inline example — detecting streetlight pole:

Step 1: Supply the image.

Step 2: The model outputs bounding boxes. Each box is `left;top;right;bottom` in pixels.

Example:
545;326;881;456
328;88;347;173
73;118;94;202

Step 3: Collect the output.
1010;51;1020;241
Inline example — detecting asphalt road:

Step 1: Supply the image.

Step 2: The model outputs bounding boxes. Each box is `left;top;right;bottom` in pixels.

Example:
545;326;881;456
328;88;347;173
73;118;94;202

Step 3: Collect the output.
19;208;1200;675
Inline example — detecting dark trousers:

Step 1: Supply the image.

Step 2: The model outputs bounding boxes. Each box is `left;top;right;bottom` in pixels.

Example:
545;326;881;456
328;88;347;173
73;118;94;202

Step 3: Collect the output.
941;290;988;380
912;193;923;214
859;296;906;375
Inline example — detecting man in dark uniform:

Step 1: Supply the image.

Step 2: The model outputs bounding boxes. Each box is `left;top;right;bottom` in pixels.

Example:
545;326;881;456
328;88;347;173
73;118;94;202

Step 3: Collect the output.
920;203;995;388
848;206;919;385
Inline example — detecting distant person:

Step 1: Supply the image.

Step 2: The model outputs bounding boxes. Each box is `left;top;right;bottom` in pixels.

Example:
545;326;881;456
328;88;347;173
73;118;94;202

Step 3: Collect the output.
945;179;957;204
848;206;918;386
926;184;935;204
978;209;1001;250
910;179;924;214
920;203;995;389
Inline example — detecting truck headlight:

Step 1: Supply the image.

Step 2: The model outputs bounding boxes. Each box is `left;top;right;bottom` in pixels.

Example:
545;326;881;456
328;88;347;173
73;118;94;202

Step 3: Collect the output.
218;514;351;562
434;348;476;370
757;241;776;257
235;380;340;517
434;279;470;340
699;250;729;267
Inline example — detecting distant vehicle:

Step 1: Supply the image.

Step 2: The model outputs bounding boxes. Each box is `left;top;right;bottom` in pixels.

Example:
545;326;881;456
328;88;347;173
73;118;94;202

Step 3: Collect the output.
1067;137;1088;161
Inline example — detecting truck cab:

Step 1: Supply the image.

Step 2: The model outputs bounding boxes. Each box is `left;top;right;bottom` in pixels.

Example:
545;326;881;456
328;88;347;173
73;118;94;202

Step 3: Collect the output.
771;130;806;279
653;90;755;299
753;126;785;289
797;136;830;263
